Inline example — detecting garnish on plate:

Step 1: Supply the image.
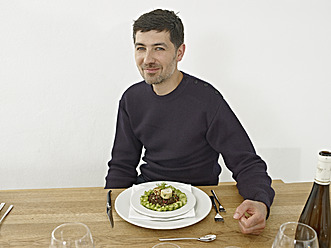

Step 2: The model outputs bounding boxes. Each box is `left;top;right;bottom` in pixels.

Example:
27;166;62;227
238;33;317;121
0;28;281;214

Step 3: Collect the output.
140;182;187;211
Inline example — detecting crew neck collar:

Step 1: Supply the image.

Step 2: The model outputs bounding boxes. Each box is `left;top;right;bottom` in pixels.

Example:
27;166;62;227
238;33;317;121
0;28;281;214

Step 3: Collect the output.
145;72;188;100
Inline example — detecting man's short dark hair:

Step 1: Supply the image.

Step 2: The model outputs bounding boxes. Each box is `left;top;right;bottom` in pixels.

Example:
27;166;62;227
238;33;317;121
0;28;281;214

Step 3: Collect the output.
133;9;184;50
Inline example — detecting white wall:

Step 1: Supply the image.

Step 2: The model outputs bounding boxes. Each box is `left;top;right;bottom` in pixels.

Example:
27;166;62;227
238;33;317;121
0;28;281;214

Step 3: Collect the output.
1;0;330;190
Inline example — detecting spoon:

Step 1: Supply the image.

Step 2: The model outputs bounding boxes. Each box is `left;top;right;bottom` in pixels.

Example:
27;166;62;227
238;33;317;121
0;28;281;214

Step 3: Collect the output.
159;234;216;242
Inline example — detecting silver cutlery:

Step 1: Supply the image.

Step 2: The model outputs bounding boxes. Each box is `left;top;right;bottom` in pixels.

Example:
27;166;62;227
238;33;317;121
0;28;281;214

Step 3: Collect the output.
210;196;224;222
0;204;14;224
0;203;5;212
159;234;216;242
106;190;114;228
211;190;226;212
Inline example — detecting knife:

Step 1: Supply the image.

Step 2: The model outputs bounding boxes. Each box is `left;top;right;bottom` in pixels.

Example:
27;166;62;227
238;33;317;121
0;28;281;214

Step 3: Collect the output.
0;205;14;224
0;203;5;212
106;190;114;228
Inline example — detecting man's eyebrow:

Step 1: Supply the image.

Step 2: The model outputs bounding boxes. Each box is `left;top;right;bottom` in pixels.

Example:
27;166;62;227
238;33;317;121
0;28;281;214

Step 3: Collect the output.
153;42;168;48
134;42;168;48
135;42;145;47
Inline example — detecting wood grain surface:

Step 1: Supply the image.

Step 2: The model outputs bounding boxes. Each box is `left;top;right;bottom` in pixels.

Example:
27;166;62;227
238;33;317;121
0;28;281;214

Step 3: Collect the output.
0;180;320;248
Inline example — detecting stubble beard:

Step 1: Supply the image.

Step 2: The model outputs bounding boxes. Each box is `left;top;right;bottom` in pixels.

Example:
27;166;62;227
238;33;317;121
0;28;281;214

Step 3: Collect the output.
140;56;177;86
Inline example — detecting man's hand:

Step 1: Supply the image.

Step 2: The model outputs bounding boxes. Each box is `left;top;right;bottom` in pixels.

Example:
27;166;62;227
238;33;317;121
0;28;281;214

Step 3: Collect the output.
233;199;268;235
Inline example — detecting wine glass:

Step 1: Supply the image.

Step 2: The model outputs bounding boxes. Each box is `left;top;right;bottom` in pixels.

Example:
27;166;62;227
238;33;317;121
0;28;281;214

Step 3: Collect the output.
272;222;319;248
49;222;94;248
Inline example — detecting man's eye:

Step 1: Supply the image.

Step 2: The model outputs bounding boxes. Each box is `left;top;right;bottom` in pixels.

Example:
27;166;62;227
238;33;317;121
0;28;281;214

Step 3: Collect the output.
136;47;145;51
155;47;165;51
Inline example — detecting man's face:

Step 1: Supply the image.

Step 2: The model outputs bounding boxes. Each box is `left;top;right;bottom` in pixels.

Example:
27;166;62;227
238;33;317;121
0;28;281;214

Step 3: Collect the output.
134;30;183;85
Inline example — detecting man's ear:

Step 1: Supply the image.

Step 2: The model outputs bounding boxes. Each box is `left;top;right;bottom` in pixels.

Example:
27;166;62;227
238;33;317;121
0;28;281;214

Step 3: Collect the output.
176;44;186;62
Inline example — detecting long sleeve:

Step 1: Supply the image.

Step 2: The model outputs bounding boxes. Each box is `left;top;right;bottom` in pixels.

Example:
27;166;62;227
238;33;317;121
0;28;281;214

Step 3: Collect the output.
206;98;275;210
105;100;143;188
104;73;275;213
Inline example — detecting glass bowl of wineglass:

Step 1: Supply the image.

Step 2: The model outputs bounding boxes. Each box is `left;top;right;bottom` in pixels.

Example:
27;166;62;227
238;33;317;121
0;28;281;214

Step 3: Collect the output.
49;222;94;248
272;222;319;248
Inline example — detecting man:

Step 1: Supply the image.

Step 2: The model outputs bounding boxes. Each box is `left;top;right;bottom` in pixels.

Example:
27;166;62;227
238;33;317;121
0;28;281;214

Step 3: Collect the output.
105;9;275;235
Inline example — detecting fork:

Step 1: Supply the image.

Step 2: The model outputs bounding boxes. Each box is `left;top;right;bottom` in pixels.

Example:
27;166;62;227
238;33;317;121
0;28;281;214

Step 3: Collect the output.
210;196;224;222
211;190;226;212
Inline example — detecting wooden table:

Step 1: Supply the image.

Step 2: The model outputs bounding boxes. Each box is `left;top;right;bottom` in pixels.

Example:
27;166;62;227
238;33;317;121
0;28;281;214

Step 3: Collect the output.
0;180;316;247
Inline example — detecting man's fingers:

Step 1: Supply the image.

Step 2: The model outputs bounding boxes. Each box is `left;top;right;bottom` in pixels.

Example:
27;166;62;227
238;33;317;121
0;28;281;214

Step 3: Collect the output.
234;200;268;235
240;215;259;228
238;217;266;235
233;201;250;219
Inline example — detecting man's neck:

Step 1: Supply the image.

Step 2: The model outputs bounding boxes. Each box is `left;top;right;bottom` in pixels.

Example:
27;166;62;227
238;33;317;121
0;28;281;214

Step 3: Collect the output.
152;70;183;96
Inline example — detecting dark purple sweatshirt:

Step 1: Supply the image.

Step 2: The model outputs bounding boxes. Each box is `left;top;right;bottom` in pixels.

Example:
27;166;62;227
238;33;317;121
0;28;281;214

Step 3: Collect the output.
105;72;275;210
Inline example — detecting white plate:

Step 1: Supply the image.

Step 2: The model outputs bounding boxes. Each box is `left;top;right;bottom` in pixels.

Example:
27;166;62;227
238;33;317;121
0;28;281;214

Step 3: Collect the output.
130;183;196;218
115;181;212;230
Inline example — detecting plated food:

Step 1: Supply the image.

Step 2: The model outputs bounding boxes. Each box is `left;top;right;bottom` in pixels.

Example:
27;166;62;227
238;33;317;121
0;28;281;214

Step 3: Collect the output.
140;182;187;211
117;181;211;229
130;181;197;218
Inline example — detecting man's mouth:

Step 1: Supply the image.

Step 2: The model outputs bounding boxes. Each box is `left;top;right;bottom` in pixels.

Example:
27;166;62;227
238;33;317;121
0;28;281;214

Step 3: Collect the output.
143;65;160;74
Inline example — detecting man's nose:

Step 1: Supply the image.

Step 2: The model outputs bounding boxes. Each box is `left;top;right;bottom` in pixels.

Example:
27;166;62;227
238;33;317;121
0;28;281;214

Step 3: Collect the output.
143;50;155;64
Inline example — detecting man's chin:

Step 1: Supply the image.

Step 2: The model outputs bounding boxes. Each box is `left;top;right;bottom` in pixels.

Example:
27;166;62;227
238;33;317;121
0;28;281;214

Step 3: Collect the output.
145;80;162;85
144;75;162;85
